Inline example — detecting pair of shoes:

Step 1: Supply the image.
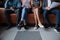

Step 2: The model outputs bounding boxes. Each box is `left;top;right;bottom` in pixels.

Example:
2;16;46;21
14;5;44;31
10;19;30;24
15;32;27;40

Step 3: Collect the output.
17;21;29;30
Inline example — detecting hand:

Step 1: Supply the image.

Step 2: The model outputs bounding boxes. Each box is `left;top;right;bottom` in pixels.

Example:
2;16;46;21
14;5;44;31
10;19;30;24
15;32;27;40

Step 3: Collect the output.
22;5;24;7
45;7;51;10
10;7;14;11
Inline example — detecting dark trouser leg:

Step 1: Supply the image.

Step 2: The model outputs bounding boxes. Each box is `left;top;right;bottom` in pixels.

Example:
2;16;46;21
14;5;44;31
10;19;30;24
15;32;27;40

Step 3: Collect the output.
4;10;11;25
51;9;60;30
16;9;19;25
15;8;21;25
4;9;15;27
43;10;50;25
17;8;22;24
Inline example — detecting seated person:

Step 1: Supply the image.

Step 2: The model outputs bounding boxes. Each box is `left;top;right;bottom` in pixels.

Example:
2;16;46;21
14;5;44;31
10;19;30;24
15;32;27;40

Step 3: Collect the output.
42;0;60;32
31;0;44;29
4;0;21;29
18;0;31;30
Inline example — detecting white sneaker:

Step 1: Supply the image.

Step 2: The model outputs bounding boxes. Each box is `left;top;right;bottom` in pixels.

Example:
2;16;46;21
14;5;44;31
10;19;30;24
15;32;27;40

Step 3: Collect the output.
18;24;19;26
34;27;38;30
20;27;26;31
54;29;60;33
38;24;44;28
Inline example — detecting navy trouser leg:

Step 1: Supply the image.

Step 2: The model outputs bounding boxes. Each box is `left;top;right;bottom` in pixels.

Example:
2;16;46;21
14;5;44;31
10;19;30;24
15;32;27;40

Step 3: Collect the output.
4;10;14;25
43;9;60;29
43;10;50;25
51;9;60;29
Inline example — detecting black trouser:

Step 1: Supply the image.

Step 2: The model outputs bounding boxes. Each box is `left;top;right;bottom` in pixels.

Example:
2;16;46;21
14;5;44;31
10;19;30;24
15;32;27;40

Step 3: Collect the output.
4;8;22;25
16;8;22;24
43;9;60;29
4;9;14;25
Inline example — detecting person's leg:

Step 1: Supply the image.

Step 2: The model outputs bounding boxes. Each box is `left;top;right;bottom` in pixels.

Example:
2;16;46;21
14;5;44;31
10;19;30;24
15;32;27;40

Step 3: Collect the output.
43;10;51;28
33;8;38;26
15;9;20;25
35;8;43;28
24;8;30;29
21;8;26;21
18;7;26;29
18;7;28;29
33;8;38;29
51;9;60;32
15;9;20;26
4;10;10;25
15;8;22;25
23;8;28;25
4;10;14;29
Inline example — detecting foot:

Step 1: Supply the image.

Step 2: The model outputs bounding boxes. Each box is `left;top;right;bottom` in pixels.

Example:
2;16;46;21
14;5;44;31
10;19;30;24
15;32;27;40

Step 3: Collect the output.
34;27;38;30
19;21;24;26
17;21;24;30
6;25;12;30
38;24;44;28
24;25;29;30
44;24;50;29
54;27;60;33
54;28;60;33
17;24;22;30
34;25;40;30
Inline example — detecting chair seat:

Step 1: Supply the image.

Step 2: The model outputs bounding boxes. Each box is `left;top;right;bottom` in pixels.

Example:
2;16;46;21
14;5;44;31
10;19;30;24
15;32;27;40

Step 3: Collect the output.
0;8;60;25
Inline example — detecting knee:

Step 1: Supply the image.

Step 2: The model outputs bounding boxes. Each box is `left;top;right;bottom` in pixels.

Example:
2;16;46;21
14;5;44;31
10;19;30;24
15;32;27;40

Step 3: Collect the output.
56;11;60;16
54;10;60;14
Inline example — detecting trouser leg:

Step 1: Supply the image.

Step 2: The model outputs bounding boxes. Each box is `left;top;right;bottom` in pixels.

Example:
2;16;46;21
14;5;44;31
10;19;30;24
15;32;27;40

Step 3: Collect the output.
20;7;27;25
4;10;12;25
43;10;50;25
51;9;60;29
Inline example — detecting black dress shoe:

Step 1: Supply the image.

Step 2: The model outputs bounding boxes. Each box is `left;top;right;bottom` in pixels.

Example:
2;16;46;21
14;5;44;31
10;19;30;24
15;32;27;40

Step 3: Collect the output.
19;21;24;26
17;25;22;30
6;25;12;30
24;25;29;30
17;21;24;30
44;24;50;28
57;29;60;32
37;25;40;29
